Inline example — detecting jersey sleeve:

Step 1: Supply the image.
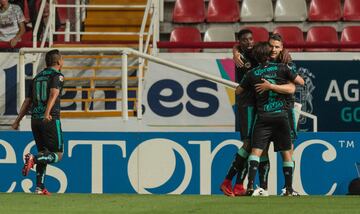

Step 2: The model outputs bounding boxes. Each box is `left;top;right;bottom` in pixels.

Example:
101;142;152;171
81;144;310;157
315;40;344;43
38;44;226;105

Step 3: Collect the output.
287;62;298;75
50;74;64;89
240;72;252;90
282;64;298;82
14;5;25;23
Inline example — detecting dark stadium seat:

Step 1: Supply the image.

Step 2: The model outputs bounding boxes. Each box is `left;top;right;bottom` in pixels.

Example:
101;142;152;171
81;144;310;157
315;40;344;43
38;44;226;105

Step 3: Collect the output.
305;26;339;52
308;0;342;21
206;0;240;22
172;0;206;23
169;27;202;52
243;27;269;42
343;0;360;21
340;26;360;51
273;26;305;52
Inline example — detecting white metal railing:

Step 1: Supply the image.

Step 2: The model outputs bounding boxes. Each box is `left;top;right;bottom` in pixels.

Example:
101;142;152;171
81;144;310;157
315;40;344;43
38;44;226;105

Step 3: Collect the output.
18;47;318;131
18;47;237;120
33;0;152;46
30;0;160;120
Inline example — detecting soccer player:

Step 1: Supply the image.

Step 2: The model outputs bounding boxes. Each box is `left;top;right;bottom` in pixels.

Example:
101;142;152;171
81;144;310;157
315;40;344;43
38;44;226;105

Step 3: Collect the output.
236;42;303;196
244;34;302;196
221;30;293;197
267;33;304;196
12;49;65;195
220;29;257;197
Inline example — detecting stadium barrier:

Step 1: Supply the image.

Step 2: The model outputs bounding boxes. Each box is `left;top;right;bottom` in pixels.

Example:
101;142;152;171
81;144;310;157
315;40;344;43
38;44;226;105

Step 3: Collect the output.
0;131;358;195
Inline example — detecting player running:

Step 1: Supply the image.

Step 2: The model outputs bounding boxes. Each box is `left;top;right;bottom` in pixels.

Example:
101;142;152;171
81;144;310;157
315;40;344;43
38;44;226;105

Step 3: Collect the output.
12;49;65;195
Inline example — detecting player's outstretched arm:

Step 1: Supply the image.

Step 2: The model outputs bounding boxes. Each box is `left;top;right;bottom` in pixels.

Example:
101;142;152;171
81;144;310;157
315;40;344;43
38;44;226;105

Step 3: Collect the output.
12;98;32;130
255;78;295;94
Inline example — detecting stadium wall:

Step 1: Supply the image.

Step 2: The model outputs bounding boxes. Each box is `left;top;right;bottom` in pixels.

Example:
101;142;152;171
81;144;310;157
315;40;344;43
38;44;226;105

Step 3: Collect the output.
0;52;359;195
0;131;358;195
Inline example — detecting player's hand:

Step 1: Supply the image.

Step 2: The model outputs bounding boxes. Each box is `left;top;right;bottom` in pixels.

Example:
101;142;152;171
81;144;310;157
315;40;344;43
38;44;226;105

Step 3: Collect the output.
43;114;52;122
10;38;19;48
11;121;20;130
255;78;272;93
233;49;245;68
280;49;292;64
235;85;242;95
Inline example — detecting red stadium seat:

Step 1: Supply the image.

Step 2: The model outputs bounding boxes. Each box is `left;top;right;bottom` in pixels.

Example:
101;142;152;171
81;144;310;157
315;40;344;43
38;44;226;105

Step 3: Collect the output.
169;27;202;52
172;0;206;23
243;27;269;42
308;0;342;21
305;26;339;52
343;0;360;21
206;0;240;22
57;0;69;24
340;26;360;51
273;26;305;52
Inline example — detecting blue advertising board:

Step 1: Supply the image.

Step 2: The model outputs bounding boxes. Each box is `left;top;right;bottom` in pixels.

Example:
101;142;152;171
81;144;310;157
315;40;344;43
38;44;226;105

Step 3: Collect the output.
0;131;358;195
295;60;360;131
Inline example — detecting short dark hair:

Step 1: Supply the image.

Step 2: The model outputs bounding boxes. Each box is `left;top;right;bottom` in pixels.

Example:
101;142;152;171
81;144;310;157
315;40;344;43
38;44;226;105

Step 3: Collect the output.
237;29;253;41
252;42;271;63
45;49;61;67
269;33;283;42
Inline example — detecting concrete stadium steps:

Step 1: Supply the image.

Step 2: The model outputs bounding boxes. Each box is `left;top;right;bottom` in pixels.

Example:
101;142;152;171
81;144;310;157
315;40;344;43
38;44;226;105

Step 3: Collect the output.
83;0;148;42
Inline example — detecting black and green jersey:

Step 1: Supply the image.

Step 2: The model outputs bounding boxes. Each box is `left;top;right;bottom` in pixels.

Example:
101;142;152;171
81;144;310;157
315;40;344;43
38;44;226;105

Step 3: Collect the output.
240;62;297;114
284;62;297;109
27;67;64;119
235;49;259;107
271;59;298;109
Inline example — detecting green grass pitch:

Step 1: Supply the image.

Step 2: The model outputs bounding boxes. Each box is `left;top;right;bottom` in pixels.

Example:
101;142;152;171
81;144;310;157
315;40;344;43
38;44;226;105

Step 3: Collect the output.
0;194;359;213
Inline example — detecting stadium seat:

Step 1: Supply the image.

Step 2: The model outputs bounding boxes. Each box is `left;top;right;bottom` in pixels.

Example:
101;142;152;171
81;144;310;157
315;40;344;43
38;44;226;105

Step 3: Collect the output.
169;27;202;52
240;0;273;22
206;0;240;22
340;26;360;51
203;26;235;52
242;27;269;42
273;26;305;52
57;0;69;24
274;0;308;22
305;26;339;52
343;0;360;21
308;0;342;21
172;0;206;23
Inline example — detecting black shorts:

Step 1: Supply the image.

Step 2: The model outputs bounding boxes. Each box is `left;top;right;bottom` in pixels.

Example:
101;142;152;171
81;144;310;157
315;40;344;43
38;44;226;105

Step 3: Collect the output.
31;119;64;153
251;112;292;152
236;105;255;141
287;108;297;142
